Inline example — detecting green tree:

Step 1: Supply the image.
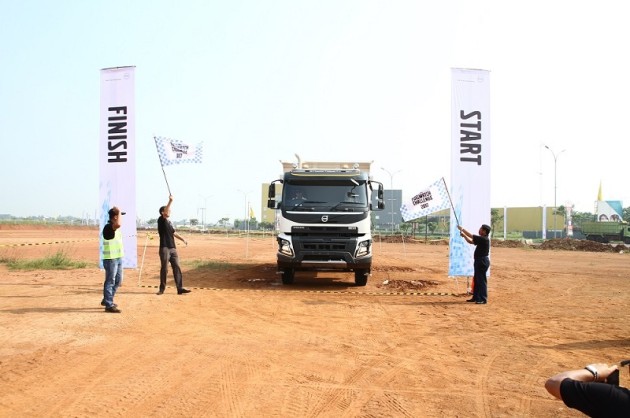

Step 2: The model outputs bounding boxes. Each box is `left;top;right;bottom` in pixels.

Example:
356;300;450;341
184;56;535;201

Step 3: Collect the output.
623;207;630;223
491;208;503;233
258;221;275;230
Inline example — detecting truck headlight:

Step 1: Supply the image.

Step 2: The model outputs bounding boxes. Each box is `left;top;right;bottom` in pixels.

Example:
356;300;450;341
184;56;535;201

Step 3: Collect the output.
356;240;370;257
278;239;294;256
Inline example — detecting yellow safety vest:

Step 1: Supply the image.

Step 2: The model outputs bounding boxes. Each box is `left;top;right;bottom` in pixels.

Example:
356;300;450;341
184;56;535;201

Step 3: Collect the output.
102;229;124;259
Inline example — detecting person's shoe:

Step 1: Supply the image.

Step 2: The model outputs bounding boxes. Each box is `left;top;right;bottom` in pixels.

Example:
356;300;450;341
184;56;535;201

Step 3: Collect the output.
101;300;106;306
475;301;487;304
156;291;164;295
105;306;121;313
178;288;191;295
466;298;477;302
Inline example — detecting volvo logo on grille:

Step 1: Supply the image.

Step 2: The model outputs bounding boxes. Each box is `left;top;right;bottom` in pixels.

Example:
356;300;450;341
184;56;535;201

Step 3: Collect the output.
321;215;329;223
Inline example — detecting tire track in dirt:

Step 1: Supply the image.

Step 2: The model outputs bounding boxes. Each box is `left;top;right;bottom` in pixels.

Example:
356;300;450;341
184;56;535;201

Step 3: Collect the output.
198;292;433;416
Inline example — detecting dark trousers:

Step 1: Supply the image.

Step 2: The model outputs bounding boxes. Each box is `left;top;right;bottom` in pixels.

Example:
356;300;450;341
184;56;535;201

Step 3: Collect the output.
159;247;183;292
473;256;490;302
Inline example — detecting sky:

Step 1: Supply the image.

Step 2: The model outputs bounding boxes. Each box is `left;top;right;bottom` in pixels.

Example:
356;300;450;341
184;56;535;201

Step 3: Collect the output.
1;0;629;224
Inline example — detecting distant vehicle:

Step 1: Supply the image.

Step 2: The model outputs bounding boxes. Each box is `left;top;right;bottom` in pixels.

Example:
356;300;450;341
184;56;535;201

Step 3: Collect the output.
580;221;630;244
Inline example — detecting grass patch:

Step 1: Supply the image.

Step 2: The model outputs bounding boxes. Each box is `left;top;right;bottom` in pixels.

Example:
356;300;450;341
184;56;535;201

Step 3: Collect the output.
1;250;89;270
187;260;250;271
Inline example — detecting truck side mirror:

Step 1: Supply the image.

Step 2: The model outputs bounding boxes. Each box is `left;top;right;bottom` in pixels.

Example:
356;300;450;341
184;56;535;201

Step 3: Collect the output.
267;183;278;209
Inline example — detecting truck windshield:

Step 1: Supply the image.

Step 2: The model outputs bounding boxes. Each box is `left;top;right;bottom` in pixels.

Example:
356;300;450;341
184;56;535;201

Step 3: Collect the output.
283;181;368;211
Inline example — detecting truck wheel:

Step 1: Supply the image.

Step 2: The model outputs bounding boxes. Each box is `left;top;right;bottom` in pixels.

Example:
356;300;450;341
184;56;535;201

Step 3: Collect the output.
281;269;295;285
354;269;369;286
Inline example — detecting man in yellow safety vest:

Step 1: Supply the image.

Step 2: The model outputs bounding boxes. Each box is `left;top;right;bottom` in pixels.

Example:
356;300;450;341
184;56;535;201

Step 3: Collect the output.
101;206;125;313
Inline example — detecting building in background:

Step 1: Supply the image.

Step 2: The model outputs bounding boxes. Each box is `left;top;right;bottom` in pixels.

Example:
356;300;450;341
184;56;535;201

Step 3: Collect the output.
372;189;402;233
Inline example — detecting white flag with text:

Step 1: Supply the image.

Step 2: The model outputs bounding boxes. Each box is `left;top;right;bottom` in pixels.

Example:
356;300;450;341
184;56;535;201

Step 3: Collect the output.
155;136;203;166
400;178;450;221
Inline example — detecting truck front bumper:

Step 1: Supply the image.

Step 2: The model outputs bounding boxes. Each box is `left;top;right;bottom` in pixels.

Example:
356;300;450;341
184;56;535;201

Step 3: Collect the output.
276;235;372;272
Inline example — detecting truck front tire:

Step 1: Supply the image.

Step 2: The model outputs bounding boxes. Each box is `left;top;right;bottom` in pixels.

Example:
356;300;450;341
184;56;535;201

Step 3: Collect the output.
281;269;295;285
354;269;369;286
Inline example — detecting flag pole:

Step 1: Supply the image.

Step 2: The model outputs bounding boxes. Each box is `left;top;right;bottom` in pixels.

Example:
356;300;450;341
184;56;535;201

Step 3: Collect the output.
154;136;172;195
442;177;460;227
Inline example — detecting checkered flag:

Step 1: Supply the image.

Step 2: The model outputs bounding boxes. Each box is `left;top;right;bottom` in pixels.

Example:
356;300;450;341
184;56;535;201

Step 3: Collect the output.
400;177;452;222
154;136;203;166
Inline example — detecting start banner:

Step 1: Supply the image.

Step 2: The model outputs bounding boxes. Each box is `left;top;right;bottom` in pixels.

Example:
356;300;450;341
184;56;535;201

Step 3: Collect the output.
99;66;137;268
449;68;491;277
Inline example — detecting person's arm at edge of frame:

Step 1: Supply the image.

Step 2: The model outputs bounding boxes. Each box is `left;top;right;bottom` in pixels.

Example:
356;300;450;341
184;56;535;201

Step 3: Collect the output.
544;363;619;400
457;225;474;244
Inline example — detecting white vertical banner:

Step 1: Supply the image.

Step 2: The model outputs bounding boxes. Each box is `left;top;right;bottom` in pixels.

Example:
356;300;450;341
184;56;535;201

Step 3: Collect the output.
99;66;137;268
449;68;491;277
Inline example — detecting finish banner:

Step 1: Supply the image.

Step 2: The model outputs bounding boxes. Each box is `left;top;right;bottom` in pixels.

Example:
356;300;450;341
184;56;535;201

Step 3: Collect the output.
449;68;491;277
99;66;137;268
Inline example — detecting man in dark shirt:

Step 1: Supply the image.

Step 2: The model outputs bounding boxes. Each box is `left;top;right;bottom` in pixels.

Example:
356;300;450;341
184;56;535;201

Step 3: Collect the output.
458;224;491;304
157;195;191;295
545;362;630;417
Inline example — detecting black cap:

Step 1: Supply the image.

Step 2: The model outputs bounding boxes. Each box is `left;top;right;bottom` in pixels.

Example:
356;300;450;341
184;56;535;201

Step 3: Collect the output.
108;207;126;219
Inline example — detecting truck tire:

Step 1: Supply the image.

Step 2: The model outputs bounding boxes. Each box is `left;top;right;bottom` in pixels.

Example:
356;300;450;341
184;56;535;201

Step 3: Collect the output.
281;269;295;285
354;269;369;286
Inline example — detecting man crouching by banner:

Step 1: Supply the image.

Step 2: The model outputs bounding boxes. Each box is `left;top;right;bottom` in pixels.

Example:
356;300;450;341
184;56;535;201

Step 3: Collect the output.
101;207;125;313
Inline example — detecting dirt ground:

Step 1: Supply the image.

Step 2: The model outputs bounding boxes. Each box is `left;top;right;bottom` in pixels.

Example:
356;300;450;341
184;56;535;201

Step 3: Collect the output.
1;226;629;417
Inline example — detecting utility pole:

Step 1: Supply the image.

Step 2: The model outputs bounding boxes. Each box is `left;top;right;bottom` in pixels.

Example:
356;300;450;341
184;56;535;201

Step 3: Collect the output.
544;145;566;239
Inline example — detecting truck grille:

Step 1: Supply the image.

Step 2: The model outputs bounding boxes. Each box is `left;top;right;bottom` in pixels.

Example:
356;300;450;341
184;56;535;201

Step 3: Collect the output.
291;226;359;237
303;243;347;251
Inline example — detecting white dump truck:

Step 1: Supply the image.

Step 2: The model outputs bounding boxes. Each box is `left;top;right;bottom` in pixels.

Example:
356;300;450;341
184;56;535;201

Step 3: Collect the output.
267;160;384;286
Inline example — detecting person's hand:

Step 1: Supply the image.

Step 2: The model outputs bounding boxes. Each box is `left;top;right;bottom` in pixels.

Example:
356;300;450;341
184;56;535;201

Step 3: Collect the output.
586;363;619;381
457;225;463;231
169;195;174;202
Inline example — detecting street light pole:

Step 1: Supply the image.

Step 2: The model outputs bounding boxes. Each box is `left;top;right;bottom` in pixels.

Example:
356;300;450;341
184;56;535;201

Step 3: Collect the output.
199;195;212;232
237;189;252;258
381;167;402;234
544;145;566;239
